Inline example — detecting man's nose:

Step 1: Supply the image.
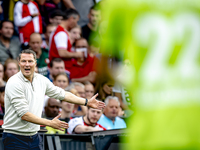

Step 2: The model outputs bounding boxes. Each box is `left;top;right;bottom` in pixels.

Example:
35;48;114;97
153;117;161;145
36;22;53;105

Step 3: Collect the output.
25;61;29;66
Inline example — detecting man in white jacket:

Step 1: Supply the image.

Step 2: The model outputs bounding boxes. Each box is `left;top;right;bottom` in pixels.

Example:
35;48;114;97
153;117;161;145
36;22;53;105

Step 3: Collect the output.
2;49;105;150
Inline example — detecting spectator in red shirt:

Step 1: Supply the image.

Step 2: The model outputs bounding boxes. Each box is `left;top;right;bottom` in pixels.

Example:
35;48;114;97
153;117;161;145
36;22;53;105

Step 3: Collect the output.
49;8;83;73
70;38;99;84
14;0;42;48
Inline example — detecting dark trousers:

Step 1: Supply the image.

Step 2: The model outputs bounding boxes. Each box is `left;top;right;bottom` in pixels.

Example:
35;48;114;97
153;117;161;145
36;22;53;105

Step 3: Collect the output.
2;132;43;150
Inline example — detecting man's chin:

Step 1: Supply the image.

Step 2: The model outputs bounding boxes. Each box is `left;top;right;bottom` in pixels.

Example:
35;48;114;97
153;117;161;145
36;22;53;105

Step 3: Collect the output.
23;73;31;78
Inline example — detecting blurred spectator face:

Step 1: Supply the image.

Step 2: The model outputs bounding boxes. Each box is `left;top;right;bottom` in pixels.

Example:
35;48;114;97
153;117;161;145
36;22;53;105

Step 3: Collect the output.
0;91;5;107
53;74;69;89
87;108;102;124
103;82;113;95
29;33;42;54
45;25;56;42
50;61;65;77
74;85;85;98
70;26;81;41
75;38;88;49
75;38;88;61
70;88;79;96
50;16;63;26
104;99;119;120
85;84;94;99
61;101;74;113
45;98;60;118
88;9;101;27
0;21;14;39
0;64;4;80
68;15;79;30
5;62;19;79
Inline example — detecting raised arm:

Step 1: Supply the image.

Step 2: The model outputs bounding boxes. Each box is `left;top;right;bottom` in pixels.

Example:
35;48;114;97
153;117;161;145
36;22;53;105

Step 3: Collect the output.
61;0;75;9
54;32;83;58
63;92;105;109
45;77;105;109
71;71;97;84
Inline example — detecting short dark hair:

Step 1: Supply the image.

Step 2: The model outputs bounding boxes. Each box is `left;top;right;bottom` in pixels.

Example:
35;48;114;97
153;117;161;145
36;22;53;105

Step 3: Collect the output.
89;5;100;12
50;9;64;19
0;20;14;30
49;58;64;68
63;9;80;20
19;49;37;61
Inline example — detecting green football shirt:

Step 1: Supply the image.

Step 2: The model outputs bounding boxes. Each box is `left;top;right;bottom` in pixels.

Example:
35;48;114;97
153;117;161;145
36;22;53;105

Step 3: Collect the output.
37;48;49;77
100;0;200;149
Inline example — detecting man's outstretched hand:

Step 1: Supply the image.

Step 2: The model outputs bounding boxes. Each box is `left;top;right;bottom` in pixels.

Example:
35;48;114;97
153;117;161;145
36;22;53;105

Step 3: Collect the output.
87;93;105;109
50;114;69;131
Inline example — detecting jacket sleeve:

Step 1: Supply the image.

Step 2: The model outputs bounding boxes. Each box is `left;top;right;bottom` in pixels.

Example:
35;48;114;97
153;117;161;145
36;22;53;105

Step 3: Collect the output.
6;81;29;118
44;77;66;100
14;2;32;27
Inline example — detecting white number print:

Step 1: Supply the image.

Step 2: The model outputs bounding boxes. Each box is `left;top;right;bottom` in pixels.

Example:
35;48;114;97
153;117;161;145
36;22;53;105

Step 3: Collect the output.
132;12;200;108
133;12;200;85
173;13;200;78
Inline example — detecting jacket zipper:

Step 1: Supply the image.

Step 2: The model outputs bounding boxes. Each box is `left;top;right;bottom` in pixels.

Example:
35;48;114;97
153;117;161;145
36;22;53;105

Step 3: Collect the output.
31;82;34;91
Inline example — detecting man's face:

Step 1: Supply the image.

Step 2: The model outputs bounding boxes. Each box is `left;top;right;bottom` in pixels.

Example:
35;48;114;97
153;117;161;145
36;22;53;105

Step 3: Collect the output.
6;62;19;79
45;98;60;118
85;84;94;99
45;25;56;41
104;99;119;120
50;62;65;77
74;85;85;98
29;34;42;53
68;15;79;30
87;108;102;124
88;9;101;26
0;22;14;39
19;53;36;80
0;64;4;80
50;16;63;26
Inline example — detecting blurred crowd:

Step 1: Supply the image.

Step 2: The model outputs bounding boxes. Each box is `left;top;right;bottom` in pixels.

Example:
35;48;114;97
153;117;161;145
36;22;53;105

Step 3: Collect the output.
0;0;132;134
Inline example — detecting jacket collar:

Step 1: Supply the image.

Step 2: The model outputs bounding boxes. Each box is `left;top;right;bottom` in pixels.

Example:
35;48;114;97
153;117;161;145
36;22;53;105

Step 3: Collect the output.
19;70;37;82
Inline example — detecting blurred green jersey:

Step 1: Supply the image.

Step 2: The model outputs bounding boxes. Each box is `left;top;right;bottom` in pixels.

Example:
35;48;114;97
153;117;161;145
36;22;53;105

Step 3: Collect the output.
100;0;200;149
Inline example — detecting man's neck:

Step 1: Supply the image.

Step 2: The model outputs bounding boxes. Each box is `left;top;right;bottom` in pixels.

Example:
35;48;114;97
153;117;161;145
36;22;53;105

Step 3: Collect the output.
87;23;97;31
60;22;70;31
61;110;71;118
25;76;33;83
0;36;10;49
